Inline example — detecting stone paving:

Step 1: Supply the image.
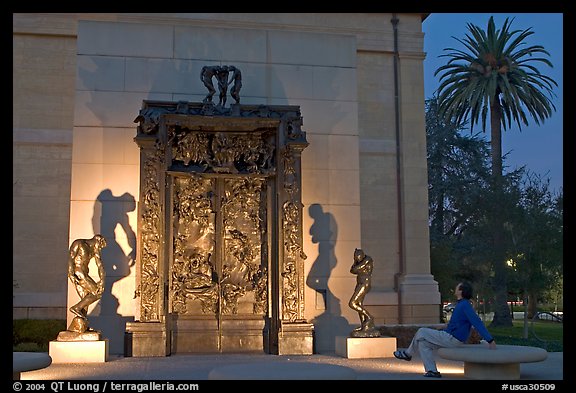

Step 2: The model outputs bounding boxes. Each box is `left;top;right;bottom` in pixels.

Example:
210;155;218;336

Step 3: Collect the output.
19;351;563;381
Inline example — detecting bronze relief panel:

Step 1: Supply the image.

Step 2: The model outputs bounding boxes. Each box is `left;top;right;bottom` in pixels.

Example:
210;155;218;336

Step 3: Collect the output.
169;174;268;318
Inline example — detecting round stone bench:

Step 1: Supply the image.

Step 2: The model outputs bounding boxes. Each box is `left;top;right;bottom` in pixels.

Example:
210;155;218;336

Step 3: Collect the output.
437;344;547;380
208;361;357;380
13;352;52;380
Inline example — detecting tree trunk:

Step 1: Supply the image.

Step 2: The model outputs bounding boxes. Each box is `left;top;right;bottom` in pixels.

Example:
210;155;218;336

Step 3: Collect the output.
431;147;445;237
528;292;538;319
488;97;513;327
433;189;445;235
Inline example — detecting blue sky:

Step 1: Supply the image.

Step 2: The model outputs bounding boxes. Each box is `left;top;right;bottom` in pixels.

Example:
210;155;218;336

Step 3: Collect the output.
422;13;563;194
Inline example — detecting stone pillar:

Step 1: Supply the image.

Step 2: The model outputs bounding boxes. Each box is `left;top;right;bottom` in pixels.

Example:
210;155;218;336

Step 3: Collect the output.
396;51;440;323
356;16;441;325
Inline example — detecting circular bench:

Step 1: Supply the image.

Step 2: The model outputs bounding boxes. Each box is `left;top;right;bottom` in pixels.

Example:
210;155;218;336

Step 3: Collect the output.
13;352;52;380
208;361;357;380
437;344;547;380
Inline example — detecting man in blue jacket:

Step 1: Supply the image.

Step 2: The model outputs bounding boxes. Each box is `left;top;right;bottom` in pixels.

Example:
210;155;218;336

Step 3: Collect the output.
393;281;497;378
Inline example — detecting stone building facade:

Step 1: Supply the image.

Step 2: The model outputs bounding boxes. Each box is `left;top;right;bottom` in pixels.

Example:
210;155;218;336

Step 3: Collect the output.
13;13;440;354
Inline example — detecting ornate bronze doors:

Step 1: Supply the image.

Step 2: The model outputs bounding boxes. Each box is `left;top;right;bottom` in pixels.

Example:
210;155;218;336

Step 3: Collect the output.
169;174;271;352
129;101;313;356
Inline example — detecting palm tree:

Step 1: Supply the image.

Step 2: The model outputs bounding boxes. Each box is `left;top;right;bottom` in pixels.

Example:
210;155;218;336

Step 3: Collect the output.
434;16;557;327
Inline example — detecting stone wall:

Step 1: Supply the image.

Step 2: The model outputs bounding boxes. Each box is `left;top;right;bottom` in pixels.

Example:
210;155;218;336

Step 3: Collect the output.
13;13;438;354
13;30;76;320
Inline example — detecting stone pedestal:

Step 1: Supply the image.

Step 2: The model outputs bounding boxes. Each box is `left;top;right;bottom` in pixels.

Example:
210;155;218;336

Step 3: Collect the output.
335;336;397;359
49;339;109;363
124;321;169;357
277;322;314;355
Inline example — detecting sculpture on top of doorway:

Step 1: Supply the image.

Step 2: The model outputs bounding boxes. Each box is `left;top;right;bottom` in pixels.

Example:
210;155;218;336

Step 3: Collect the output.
201;65;242;107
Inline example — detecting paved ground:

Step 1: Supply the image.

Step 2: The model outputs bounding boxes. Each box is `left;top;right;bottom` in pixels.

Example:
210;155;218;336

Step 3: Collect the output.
20;351;563;381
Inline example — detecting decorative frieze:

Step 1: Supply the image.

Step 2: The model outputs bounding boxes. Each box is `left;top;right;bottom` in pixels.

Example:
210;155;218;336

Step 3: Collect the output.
168;128;275;174
135;139;164;322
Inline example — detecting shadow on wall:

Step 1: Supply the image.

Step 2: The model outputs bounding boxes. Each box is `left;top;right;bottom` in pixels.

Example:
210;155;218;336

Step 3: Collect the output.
88;189;137;354
307;203;351;353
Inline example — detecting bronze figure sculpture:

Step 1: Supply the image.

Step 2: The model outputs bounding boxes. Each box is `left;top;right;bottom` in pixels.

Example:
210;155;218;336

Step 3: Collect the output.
200;65;242;107
216;65;230;107
349;248;380;337
60;235;107;338
200;65;219;104
228;65;242;104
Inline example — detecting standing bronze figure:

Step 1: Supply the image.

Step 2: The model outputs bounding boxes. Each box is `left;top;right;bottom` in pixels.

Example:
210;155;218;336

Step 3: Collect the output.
200;65;219;104
216;65;230;107
228;65;242;104
349;248;380;337
66;235;107;334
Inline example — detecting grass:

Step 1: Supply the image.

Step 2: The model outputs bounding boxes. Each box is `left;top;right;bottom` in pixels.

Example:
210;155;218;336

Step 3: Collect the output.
489;320;563;352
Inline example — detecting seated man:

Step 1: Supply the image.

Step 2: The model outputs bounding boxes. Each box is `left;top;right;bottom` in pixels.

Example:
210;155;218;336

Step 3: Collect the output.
394;281;496;378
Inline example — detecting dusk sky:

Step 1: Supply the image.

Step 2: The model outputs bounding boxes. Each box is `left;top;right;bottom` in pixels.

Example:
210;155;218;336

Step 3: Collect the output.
422;13;563;194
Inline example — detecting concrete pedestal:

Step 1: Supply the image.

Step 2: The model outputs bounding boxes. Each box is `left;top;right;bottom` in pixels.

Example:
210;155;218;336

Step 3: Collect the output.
335;336;397;359
277;322;314;355
49;339;109;363
125;321;169;357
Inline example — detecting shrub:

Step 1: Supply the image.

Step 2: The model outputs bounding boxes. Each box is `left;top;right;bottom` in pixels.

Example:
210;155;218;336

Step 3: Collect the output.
13;342;45;352
13;319;66;352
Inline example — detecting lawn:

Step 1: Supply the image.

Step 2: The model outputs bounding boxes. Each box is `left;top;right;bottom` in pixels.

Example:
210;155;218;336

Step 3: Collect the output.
489;320;563;352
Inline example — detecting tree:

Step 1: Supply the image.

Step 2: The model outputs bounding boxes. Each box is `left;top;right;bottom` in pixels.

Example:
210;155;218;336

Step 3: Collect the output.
505;173;563;319
426;96;493;302
426;96;492;240
434;16;557;327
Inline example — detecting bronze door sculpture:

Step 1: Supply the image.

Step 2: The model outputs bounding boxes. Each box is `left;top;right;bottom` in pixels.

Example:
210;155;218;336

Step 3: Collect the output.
130;100;312;356
169;173;270;352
